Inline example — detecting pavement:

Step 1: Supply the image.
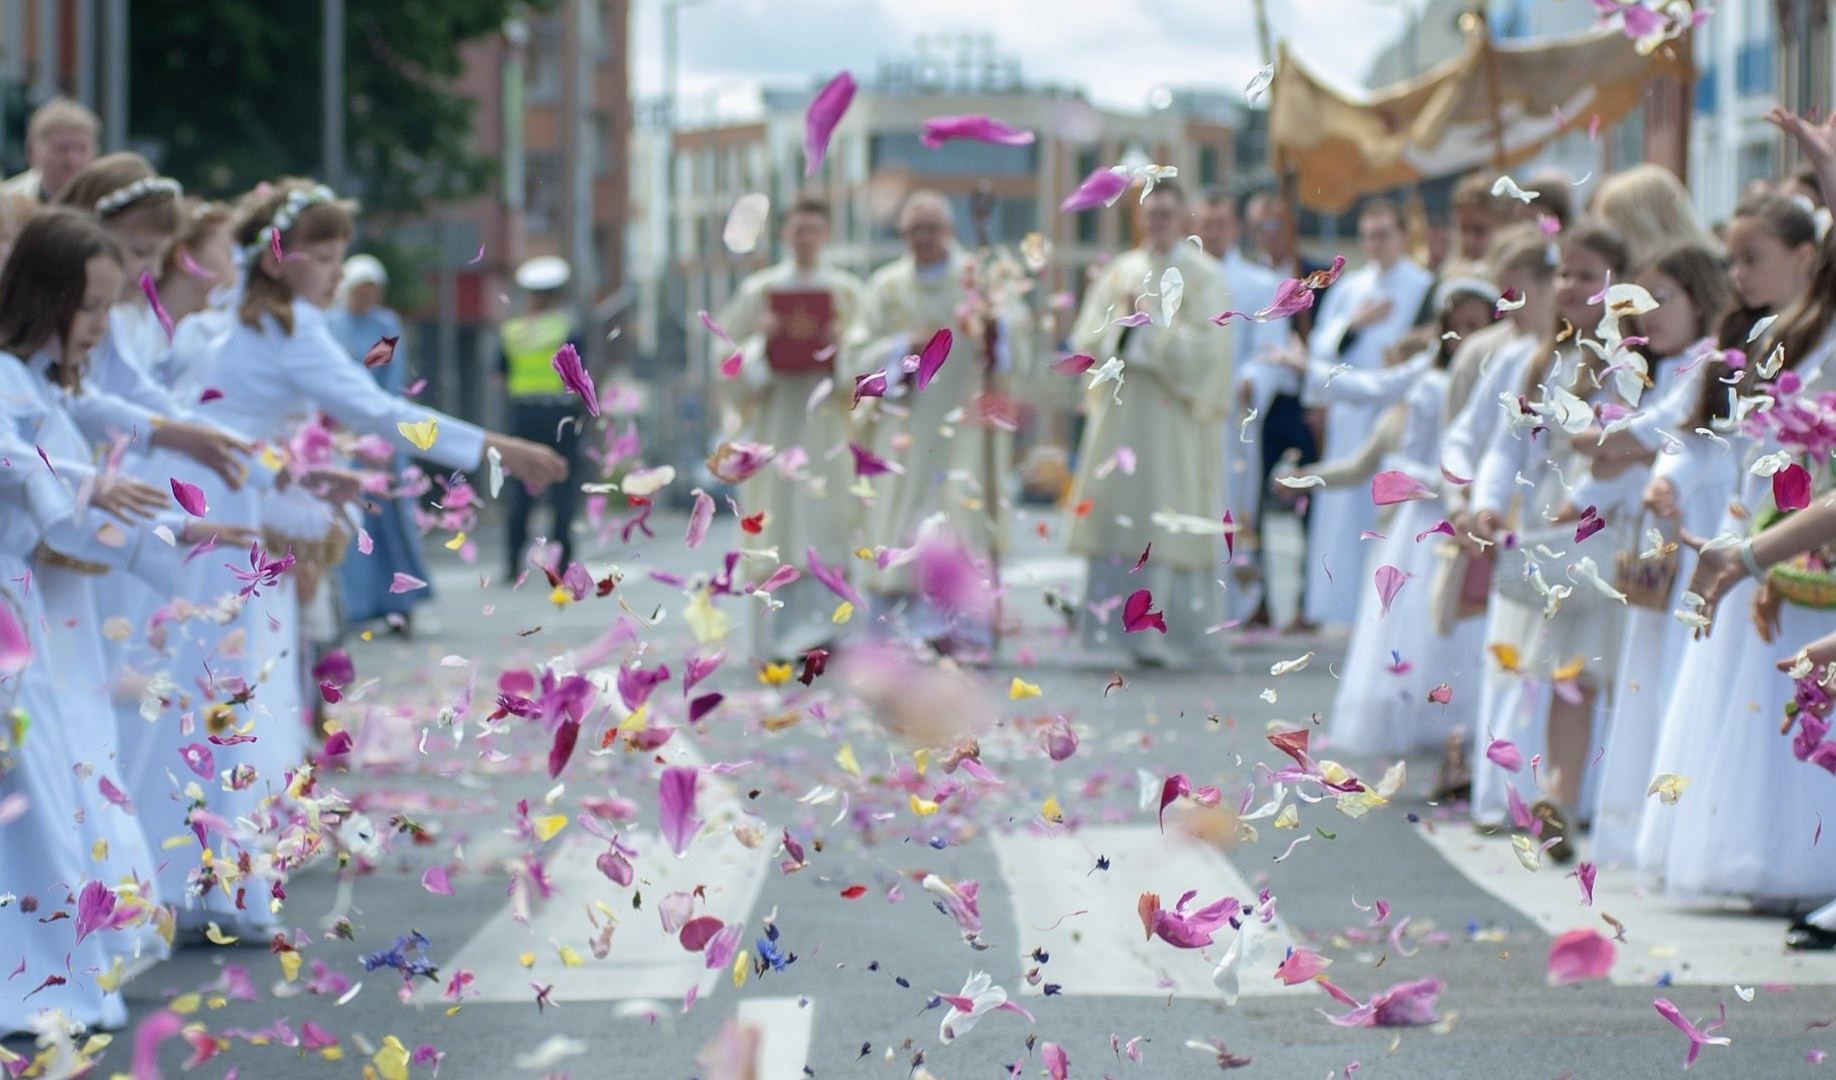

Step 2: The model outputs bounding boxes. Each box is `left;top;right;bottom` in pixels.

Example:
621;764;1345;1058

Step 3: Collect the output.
15;505;1836;1080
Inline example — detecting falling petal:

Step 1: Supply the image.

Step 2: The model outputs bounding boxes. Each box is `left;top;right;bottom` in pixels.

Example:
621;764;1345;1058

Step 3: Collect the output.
1374;565;1407;617
1371;470;1434;506
659;766;701;856
920;114;1035;148
722;193;771;254
1547;928;1615;985
1060;166;1130;212
363;336;399;368
169;477;207;517
389;573;428;594
1122;589;1167;634
804;71;857;176
421;866;454;896
139;271;174;344
551;343;600;417
1775;463;1813;513
914;328;952;393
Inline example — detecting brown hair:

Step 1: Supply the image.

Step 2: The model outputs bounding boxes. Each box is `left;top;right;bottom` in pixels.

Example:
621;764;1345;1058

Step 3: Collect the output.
56;152;182;235
0;209;121;391
1633;244;1732;353
26;97;99;144
1359;198;1404;232
1451;171;1511;219
786;196;831;223
1486;223;1559;282
160;199;233;283
1730;193;1819;251
232;179;356;334
1563;219;1633;280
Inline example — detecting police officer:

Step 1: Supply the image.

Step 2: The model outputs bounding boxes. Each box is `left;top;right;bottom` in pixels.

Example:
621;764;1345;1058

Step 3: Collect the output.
500;256;584;579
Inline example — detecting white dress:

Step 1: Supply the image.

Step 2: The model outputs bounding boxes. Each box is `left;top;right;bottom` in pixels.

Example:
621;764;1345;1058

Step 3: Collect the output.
1323;365;1481;755
0;351;185;966
1466;347;1638;824
1218;251;1293;620
181;301;489;911
1301;258;1434;627
1590;351;1736;865
1638;328;1836;901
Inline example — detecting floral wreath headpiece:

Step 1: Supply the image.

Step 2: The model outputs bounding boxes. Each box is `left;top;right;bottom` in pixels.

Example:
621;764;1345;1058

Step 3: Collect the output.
251;184;338;257
95;176;183;217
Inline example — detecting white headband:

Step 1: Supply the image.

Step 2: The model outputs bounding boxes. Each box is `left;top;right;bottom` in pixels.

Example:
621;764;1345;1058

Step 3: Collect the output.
252;184;338;256
94;176;182;217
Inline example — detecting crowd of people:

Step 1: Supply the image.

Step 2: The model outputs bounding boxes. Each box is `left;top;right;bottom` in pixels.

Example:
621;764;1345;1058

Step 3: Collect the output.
0;97;570;1038
704;112;1836;953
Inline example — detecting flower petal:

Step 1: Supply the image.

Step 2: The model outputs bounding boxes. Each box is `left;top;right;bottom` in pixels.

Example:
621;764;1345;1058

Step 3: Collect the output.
804;71;857;176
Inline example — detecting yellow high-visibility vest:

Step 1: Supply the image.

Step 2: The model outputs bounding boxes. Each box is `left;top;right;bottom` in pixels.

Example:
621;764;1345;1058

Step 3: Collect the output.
502;311;573;398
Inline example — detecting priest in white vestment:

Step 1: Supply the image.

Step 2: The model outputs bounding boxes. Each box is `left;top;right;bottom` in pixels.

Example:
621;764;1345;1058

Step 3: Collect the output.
853;190;1031;654
1066;182;1235;667
710;198;866;659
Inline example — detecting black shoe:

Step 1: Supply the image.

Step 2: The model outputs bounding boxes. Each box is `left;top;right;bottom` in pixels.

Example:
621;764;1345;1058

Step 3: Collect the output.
1786;919;1836;951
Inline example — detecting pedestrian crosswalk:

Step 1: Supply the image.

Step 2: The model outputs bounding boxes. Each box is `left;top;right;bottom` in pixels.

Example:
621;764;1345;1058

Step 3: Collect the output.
1418;824;1836;987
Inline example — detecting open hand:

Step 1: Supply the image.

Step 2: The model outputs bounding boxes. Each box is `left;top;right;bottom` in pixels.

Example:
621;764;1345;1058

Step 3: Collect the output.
91;474;169;523
486;434;568;492
152;420;254;491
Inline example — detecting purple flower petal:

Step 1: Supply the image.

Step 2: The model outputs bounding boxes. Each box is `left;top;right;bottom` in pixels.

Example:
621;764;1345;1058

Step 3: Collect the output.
170;477;208;517
804;71;857;176
685;488;715;549
1775;463;1813;513
1122;589;1167;634
919;115;1035;149
550;343;600;417
140;272;174;344
659;765;701;856
852;369;889;409
913;329;952;393
421;865;454;895
1374;565;1407;617
389;573;428;594
1060;167;1129;212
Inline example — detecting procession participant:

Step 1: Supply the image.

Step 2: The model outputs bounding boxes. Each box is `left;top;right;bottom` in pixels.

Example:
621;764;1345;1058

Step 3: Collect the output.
1197;187;1290;624
1279;274;1496;756
0;209;213;966
1580;244;1732;867
709;197;866;660
55;153;252;490
1299;198;1434;631
179;180;565;930
1467;221;1633;858
1066;181;1234;667
1;97;98;204
1594;163;1719;266
499;256;586;580
331;253;434;633
853;190;1024;655
1634;105;1836;909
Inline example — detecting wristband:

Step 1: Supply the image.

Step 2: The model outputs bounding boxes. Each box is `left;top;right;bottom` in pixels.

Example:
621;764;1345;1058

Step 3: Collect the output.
1737;538;1765;580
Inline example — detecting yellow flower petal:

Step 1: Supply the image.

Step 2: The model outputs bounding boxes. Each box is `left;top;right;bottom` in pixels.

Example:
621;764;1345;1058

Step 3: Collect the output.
279;951;302;982
832;601;854;624
684;588;731;645
835;742;861;777
549;586;573;607
1489;642;1522;674
1647;773;1691;805
909;794;939;816
733;949;750;987
533;814;568;842
519;952;537;968
372;1034;410;1080
91;838;109;861
1009;677;1042;701
913;747;931;775
1041;794;1064;823
759;662;792;686
396;418;438;451
1552;655;1587;683
557;944;583;968
445;531;466;550
169;992;202;1015
94;956;126;992
1273;804;1300;830
619;704;648;732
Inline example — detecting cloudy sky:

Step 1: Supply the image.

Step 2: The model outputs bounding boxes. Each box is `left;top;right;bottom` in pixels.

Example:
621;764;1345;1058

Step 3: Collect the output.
633;0;1432;121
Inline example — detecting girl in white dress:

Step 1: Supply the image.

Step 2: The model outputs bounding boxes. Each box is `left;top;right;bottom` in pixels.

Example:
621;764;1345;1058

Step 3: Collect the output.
179;180;566;928
1469;221;1634;857
1286;277;1494;756
1636;199;1836;905
1589;235;1787;865
0;210;216;973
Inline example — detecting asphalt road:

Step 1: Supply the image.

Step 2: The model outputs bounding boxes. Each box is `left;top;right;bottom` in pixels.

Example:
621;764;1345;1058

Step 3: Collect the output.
13;508;1836;1080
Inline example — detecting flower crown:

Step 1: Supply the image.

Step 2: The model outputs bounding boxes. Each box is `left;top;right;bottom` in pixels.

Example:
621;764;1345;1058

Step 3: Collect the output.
94;176;182;217
251;184;338;256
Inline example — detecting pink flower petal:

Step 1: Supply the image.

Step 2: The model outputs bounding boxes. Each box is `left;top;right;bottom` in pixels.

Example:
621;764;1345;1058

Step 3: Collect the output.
551;343;600;417
804;71;857;176
1776;463;1813;513
1060;167;1129;212
1547;928;1616;985
170;477;208;517
1275;947;1333;985
913;328;952;393
421;865;454;895
0;598;32;672
1042;1042;1069;1080
1374;565;1407;617
363;336;399;369
659;765;701;856
1050;353;1096;376
548;719;580;778
679;915;725;952
1654;997;1732;1067
1574;862;1597;906
139;271;174;344
1486;738;1524;772
852;369;889;409
685;488;715;548
849;442;899;477
1122;589;1167;634
390;573;428;594
1371;470;1433;506
920;114;1035;148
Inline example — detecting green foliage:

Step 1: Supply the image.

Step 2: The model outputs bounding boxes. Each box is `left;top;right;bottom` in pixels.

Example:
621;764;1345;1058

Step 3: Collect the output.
128;0;554;216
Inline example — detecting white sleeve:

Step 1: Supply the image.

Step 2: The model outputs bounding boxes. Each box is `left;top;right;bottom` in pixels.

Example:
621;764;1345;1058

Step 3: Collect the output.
1470;410;1529;516
282;319;487;471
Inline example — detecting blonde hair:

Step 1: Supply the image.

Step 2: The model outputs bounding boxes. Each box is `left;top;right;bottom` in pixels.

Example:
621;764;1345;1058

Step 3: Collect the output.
232;179;356;334
57;152;182;235
1594;164;1715;267
26;97;99;144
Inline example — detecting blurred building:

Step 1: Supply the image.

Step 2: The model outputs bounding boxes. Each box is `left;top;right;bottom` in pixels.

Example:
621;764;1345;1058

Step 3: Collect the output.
627;40;1239;371
402;0;632;431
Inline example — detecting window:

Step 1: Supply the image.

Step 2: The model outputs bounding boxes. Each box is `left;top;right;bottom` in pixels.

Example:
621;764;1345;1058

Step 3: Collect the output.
1198;145;1219;187
526;151;562;235
526;17;562;103
1736;40;1774;97
870;132;1038;176
1074;147;1100;245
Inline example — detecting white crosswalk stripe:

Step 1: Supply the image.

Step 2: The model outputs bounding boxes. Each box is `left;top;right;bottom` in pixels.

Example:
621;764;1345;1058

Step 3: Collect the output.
1418;825;1836;986
992;824;1311;1000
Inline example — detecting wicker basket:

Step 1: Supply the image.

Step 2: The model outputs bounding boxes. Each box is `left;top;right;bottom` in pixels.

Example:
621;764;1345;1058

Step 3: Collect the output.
1753;502;1836;610
1614;514;1681;612
263;520;353;579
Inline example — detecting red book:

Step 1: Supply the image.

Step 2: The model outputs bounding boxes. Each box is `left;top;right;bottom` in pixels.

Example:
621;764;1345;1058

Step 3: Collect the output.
766;290;834;373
